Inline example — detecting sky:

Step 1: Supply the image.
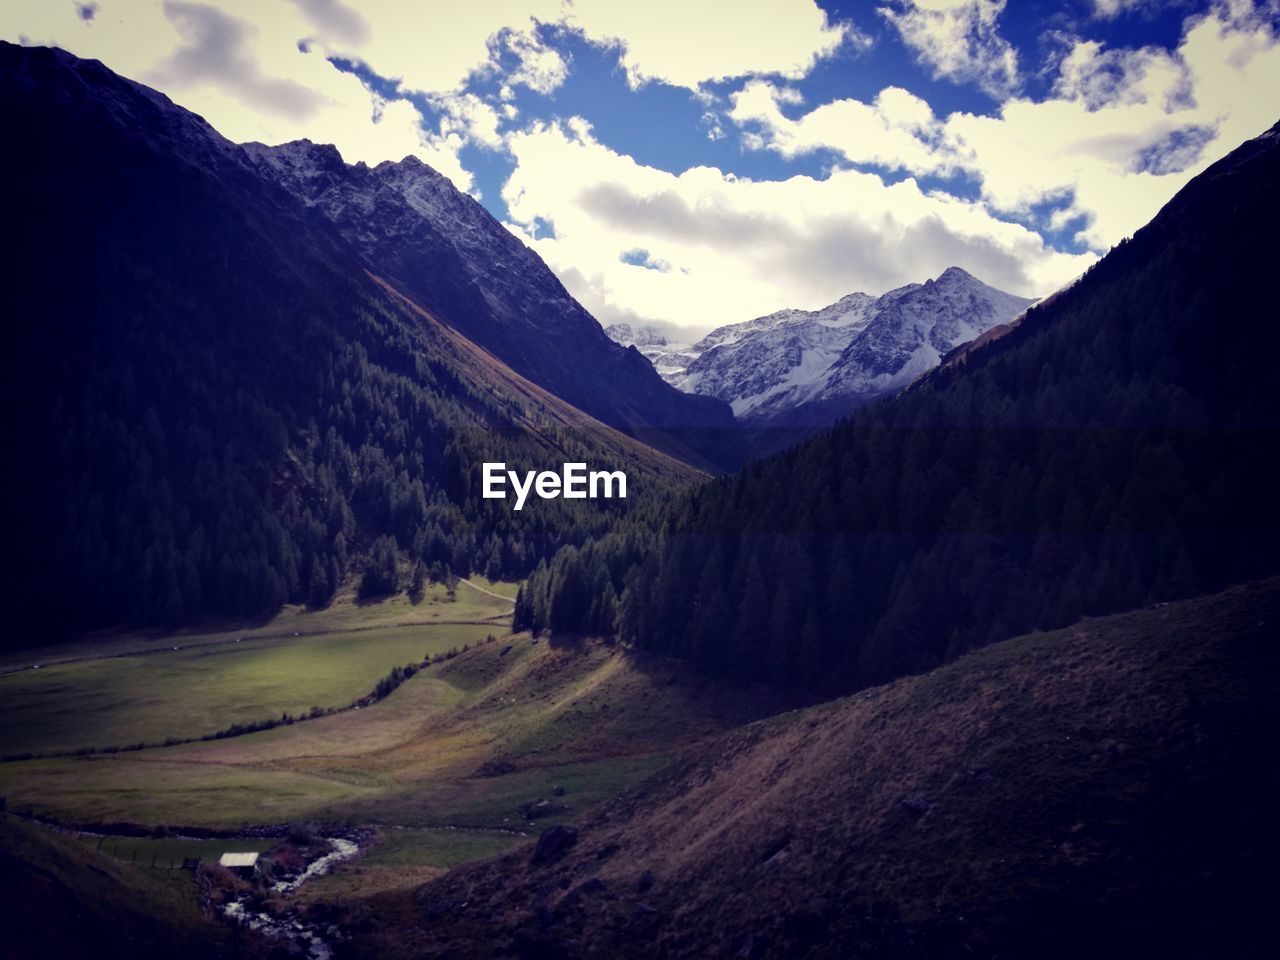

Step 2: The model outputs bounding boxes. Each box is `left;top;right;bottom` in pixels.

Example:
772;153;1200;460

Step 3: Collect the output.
5;1;1280;337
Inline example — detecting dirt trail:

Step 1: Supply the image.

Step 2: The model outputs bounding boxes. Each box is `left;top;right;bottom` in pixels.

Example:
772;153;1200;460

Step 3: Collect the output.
457;579;516;603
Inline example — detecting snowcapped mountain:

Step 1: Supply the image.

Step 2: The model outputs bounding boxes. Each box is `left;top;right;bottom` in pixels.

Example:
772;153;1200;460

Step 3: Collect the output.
603;323;669;348
604;323;701;380
606;268;1035;425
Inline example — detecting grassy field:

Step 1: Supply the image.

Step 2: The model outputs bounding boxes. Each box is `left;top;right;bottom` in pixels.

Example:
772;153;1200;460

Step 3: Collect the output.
465;576;520;601
76;833;278;867
0;622;499;756
290;826;522;902
0;576;514;673
0;634;799;833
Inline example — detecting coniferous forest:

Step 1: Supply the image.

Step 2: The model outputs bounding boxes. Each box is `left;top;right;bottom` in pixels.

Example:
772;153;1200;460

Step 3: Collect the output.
520;124;1280;692
5;44;690;643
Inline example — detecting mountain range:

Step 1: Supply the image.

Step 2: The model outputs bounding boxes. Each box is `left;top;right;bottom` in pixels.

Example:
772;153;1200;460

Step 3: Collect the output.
607;268;1036;426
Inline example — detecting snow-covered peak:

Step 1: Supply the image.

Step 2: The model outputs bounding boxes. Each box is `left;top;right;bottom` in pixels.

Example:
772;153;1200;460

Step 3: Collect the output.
662;267;1037;423
605;323;669;348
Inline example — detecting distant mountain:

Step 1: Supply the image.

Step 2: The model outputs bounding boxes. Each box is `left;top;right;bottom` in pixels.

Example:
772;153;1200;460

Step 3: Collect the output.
606;269;1035;425
605;323;701;385
2;41;704;637
602;323;669;348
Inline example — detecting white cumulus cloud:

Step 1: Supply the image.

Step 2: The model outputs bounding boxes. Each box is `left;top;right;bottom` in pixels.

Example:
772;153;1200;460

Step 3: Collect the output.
564;0;853;90
729;80;955;174
501;119;1090;334
0;0;478;188
945;0;1280;249
733;1;1280;253
879;0;1020;97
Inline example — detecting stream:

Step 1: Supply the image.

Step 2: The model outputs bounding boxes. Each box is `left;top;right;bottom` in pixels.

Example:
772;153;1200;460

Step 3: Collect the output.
222;837;361;960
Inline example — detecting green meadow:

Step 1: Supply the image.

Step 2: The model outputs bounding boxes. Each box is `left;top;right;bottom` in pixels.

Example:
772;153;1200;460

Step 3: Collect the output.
0;626;791;834
0;576;513;674
77;834;278;867
0;621;499;757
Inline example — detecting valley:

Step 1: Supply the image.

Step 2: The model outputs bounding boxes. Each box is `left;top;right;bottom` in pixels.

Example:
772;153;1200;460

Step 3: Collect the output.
6;577;1273;959
0;586;802;834
1;15;1278;959
0;575;810;955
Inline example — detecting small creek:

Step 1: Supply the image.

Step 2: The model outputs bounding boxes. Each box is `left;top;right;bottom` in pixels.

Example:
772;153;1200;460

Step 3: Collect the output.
222;837;360;960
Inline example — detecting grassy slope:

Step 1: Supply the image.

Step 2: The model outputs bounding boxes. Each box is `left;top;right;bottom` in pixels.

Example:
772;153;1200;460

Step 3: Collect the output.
76;834;277;866
0;633;803;836
0;814;229;960
289;826;521;905
370;274;721;476
372;579;1280;960
0;621;498;756
0;576;513;673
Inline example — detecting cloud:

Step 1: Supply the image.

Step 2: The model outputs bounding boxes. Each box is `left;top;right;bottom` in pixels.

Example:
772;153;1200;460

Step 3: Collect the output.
148;1;325;121
288;0;369;45
879;0;1019;97
1091;0;1168;18
564;0;852;89
729;80;955;174
292;1;565;96
0;0;476;188
502;119;1089;333
944;0;1280;249
499;26;568;94
733;1;1280;253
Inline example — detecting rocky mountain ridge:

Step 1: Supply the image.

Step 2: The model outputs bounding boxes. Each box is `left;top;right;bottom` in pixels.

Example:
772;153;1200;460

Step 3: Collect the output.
608;268;1036;424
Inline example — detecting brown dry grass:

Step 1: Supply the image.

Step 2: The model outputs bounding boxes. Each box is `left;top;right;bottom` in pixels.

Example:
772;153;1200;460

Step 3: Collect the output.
350;578;1280;960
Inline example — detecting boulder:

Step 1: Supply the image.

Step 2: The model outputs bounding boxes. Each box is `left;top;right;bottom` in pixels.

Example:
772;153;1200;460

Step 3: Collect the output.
531;825;578;866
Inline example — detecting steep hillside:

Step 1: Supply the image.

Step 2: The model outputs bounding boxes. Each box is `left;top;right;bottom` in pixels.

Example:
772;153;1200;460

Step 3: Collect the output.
547;119;1280;691
0;814;230;960
241;137;734;462
1;42;701;641
369;578;1280;959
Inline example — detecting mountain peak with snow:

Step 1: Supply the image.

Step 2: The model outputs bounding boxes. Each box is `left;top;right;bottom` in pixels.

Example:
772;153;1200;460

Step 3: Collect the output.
609;268;1037;425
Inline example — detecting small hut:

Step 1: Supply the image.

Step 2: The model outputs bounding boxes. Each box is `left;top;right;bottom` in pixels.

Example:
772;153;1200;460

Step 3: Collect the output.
217;851;260;877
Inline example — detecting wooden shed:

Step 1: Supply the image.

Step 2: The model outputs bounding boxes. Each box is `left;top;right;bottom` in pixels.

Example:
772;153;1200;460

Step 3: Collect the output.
217;851;260;877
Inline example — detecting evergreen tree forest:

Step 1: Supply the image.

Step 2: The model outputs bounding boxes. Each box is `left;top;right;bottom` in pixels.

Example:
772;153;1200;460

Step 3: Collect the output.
7;55;679;643
521;123;1280;693
25;264;654;635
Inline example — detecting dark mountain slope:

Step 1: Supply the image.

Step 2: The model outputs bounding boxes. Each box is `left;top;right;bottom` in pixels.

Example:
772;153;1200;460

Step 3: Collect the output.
0;813;230;960
240;137;735;468
531;119;1280;691
2;42;697;641
371;578;1280;959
